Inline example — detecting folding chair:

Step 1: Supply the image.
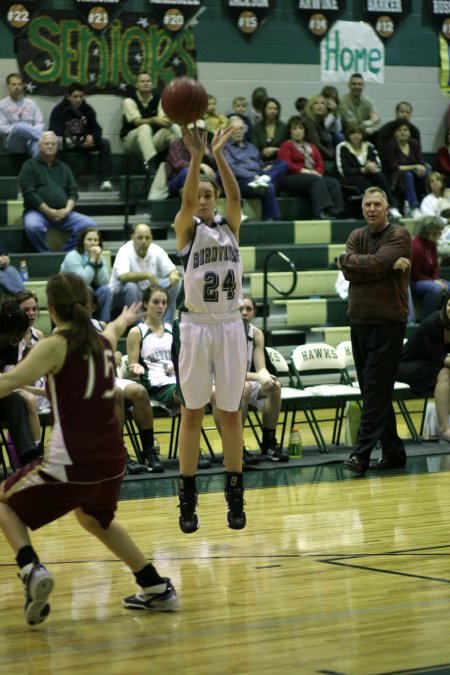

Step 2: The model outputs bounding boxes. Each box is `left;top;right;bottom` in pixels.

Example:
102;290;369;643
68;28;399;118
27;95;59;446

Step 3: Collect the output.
290;342;361;452
0;424;11;479
119;356;216;462
0;422;20;479
263;346;327;452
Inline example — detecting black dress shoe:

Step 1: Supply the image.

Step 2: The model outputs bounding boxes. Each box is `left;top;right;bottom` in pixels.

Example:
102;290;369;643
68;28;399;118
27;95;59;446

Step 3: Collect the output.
327;209;341;218
369;456;406;470
342;455;367;476
317;211;330;220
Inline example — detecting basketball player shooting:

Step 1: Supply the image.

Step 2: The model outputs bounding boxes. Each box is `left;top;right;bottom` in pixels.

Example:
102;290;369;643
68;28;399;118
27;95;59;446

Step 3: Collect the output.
173;124;248;534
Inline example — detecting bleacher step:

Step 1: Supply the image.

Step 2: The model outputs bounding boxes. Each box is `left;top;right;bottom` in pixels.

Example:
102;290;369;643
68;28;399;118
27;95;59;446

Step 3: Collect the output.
78;191;122;202
266;329;306;348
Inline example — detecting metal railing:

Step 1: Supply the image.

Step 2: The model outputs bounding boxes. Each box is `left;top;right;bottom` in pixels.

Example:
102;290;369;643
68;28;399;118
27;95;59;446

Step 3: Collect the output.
262;250;297;337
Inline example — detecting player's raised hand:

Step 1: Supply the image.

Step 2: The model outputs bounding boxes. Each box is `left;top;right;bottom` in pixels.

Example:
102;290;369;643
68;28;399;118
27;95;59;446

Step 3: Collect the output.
211;125;233;154
182;124;207;158
120;302;144;326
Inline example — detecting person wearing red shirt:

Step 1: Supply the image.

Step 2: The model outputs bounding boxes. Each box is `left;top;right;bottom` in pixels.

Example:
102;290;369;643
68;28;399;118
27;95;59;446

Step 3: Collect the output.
436;128;450;186
410;217;450;318
277;116;344;219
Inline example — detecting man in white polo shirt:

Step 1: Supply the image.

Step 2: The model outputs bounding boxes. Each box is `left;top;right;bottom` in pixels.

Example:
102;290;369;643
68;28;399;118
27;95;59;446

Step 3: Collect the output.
110;223;181;323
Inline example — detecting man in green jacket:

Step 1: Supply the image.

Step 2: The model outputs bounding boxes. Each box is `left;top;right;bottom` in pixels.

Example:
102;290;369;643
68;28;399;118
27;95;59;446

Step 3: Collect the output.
18;131;97;252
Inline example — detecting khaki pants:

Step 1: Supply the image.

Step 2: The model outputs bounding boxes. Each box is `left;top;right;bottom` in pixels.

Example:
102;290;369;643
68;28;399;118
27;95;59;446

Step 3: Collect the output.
122;124;181;162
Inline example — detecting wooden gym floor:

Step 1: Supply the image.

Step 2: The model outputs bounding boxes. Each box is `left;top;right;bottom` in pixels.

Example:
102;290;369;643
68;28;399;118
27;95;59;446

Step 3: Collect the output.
1;447;450;674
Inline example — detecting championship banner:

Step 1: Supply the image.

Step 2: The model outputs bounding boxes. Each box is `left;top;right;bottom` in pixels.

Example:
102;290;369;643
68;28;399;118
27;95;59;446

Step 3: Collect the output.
72;0;125;33
320;20;384;83
149;0;203;33
428;0;450;43
295;0;345;39
15;11;197;95
362;0;411;40
0;0;48;33
225;0;275;37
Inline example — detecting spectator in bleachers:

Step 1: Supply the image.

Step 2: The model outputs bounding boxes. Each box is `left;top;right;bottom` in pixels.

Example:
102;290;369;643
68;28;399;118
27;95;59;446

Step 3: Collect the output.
228;95;252;141
203;94;229;134
383;119;428;218
0;73;44;158
294;97;307;115
410;216;450;319
251;97;286;162
320;85;345;147
377;101;421;163
339;73;382;140
60;226;111;323
166;120;217;196
120;72;181;174
49;82;114;192
436;128;450;186
0;244;24;301
222;116;287;221
149;120;216;200
250;86;268;124
293;97;320;145
109;223;181;323
19;132;98;252
304;94;334;161
335;122;401;219
277;116;345;220
397;292;450;442
420;171;450;219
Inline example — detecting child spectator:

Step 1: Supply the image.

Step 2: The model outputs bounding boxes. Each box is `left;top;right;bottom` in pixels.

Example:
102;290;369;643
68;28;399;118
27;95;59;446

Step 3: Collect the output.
203;94;229;134
228;96;252;140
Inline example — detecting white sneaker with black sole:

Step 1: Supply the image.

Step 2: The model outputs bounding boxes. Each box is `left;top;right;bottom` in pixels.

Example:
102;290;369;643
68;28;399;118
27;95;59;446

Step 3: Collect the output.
22;563;54;626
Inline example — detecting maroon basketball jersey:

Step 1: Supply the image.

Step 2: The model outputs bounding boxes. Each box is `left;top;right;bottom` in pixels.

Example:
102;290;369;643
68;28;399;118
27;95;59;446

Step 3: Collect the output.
44;334;126;482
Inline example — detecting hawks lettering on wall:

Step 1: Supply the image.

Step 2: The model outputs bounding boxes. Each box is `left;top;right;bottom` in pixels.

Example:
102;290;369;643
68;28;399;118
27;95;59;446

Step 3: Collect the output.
15;11;197;95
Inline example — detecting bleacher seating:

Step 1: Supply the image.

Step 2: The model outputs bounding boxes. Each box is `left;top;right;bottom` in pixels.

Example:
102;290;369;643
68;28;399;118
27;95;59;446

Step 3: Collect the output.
0;147;439;455
0;148;441;352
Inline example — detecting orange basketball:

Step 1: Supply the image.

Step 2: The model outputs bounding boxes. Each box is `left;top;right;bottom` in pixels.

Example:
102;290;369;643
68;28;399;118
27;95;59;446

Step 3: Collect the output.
161;77;208;125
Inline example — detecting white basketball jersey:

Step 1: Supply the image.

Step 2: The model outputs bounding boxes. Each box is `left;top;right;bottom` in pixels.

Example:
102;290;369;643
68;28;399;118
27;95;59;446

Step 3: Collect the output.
138;323;176;387
178;215;243;316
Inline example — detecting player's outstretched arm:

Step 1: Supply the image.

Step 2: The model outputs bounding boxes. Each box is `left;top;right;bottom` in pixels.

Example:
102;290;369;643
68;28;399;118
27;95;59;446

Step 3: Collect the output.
103;303;143;350
173;126;206;249
0;336;65;399
212;127;241;237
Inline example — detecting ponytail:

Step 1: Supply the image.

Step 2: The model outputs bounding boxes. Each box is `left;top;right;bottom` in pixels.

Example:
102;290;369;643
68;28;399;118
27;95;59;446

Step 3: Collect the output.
46;273;103;356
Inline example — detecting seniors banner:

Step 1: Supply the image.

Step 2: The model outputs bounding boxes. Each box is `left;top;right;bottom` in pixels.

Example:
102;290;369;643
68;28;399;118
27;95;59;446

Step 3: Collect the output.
15;10;197;95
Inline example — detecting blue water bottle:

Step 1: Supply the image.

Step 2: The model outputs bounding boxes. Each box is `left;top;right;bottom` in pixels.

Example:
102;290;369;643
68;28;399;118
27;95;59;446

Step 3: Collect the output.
19;260;29;281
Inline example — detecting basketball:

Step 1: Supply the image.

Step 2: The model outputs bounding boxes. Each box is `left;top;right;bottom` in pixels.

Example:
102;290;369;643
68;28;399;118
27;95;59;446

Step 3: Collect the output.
161;77;208;125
